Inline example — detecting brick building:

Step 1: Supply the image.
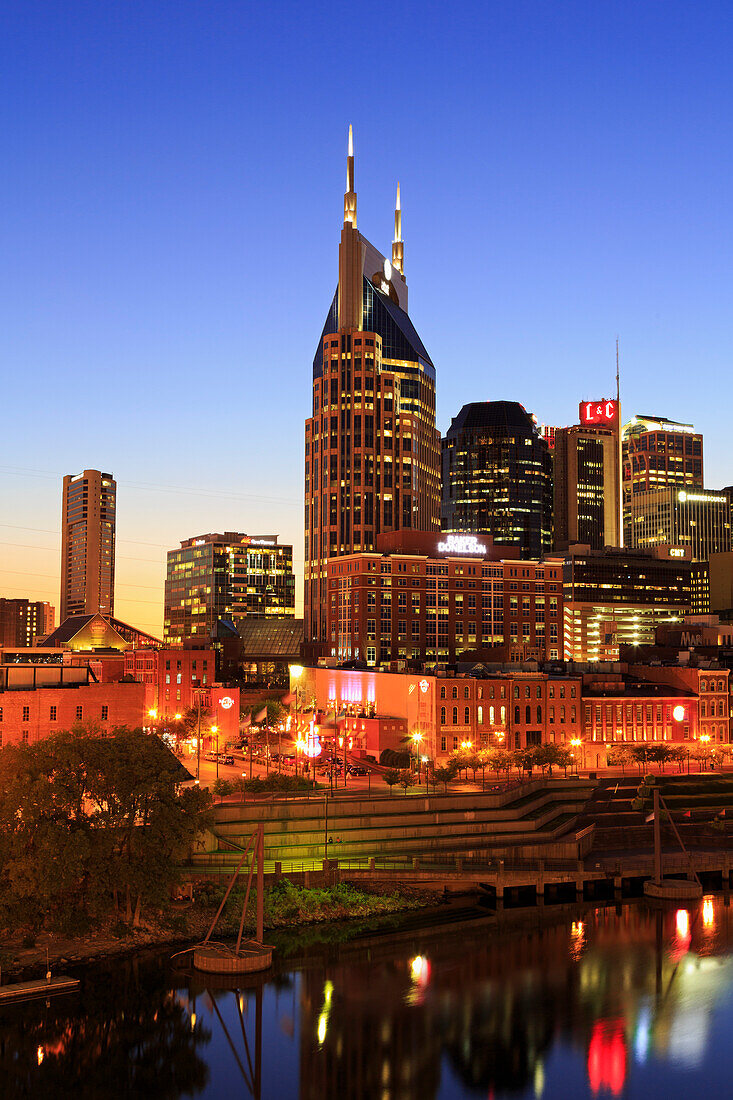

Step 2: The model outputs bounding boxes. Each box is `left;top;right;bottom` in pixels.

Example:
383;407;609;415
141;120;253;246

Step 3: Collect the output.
293;662;714;769
326;531;564;665
0;665;149;747
435;671;583;755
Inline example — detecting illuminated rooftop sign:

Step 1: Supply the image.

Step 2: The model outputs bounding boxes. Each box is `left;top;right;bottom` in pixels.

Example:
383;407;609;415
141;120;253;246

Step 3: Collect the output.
437;534;487;555
579;400;618;426
678;491;725;504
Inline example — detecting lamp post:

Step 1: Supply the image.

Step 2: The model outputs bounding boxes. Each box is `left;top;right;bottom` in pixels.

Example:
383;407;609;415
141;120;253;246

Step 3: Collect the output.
290;665;304;776
212;726;219;779
412;731;424;781
570;737;583;774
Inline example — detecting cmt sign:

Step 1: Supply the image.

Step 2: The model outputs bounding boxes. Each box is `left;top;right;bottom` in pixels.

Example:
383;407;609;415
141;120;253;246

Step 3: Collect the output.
579;400;618;427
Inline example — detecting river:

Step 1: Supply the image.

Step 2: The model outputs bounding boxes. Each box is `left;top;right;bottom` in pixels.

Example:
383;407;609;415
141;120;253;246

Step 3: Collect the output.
2;895;733;1098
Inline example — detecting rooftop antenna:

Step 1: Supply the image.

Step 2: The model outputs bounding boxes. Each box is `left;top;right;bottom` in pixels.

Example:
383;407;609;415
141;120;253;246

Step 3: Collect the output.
616;336;620;403
392;182;404;274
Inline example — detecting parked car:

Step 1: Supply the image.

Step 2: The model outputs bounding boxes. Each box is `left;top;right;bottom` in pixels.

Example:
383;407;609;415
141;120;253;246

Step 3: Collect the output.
347;764;368;776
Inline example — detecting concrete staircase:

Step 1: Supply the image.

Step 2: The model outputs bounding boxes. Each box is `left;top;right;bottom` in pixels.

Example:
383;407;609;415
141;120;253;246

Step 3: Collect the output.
193;779;596;869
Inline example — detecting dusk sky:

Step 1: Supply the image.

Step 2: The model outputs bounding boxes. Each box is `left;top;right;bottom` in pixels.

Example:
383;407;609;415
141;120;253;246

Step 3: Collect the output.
2;1;733;636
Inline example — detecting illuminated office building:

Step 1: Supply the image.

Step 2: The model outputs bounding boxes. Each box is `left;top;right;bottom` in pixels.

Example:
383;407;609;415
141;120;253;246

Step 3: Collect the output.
441;401;553;558
305;128;440;651
60;469;116;619
0;599;55;647
554;425;619;550
164;533;294;646
622;415;703;546
562;545;691;662
628;487;731;564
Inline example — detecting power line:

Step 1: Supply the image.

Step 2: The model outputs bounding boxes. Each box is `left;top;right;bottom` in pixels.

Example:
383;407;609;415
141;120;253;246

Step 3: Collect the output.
0;466;301;507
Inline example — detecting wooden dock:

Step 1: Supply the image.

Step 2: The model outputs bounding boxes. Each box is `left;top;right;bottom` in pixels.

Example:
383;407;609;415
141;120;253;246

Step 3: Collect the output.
0;976;79;1004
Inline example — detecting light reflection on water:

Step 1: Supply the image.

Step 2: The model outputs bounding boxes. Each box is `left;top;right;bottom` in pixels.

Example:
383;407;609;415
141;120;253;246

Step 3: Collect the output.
5;896;733;1098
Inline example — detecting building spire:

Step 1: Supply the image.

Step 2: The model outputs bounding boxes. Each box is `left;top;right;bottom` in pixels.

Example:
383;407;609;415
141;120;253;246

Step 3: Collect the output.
391;182;404;274
344;124;357;228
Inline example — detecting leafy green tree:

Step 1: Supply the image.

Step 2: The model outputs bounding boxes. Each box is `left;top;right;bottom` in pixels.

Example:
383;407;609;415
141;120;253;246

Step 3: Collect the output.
398;769;416;793
531;744;565;776
212;778;234;802
383;768;401;794
554;746;573;775
433;765;455;793
607;745;633;774
464;753;482;781
0;728;212;932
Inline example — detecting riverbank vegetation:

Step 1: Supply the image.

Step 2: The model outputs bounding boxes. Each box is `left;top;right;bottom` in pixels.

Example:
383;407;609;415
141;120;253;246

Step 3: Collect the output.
0;727;211;937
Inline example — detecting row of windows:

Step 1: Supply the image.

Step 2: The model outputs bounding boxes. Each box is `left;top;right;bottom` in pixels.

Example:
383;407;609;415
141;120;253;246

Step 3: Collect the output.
0;705;109;722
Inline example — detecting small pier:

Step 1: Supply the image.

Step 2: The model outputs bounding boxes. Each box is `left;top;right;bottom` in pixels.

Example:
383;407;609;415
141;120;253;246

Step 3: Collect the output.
0;976;79;1004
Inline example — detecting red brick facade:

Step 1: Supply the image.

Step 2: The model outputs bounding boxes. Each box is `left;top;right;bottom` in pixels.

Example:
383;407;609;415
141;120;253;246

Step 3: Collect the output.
325;533;564;665
0;681;150;747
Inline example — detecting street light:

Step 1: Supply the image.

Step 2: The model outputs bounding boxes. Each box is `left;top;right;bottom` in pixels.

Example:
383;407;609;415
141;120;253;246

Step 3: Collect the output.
412;731;424;780
212;725;219;779
290;665;304;774
570;738;583;774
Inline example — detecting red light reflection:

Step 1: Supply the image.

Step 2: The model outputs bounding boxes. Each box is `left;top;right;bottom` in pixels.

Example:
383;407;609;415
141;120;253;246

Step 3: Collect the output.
587;1018;626;1096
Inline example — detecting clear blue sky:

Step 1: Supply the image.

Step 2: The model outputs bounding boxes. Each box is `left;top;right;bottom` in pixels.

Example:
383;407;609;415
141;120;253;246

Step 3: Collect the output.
2;0;733;634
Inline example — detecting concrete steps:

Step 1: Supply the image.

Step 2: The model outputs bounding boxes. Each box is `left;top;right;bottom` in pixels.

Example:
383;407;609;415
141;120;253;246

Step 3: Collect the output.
196;780;595;865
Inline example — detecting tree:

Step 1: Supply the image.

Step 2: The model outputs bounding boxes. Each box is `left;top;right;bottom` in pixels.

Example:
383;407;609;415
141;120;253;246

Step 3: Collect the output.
531;744;565;776
212;778;234;802
646;744;672;772
398;769;416;793
383;768;401;795
250;698;285;726
607;745;633;775
465;753;482;781
448;749;472;778
512;748;534;777
555;746;574;776
433;765;455;793
483;748;511;779
0;727;212;932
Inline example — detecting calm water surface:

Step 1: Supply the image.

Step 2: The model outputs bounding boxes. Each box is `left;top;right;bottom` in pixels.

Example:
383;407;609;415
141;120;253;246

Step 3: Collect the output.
3;897;733;1098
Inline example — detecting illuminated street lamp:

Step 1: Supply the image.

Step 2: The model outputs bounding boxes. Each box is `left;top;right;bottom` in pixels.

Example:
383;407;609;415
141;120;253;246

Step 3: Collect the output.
570;737;584;773
290;665;305;774
212;725;220;779
412;731;424;779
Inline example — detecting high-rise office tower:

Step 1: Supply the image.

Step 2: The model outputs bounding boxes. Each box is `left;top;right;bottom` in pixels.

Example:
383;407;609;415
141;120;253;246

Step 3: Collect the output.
441;401;553;558
304;128;440;650
164;533;295;646
0;599;55;646
554;400;621;550
622;415;703;547
628;487;731;561
60;469;116;620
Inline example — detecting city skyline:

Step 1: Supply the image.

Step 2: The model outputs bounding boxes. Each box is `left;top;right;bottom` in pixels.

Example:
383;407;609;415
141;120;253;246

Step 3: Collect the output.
4;2;733;636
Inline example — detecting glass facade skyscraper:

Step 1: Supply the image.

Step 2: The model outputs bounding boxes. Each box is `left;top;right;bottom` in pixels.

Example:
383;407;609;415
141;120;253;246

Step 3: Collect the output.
164;533;294;646
304;129;440;651
441;401;553;558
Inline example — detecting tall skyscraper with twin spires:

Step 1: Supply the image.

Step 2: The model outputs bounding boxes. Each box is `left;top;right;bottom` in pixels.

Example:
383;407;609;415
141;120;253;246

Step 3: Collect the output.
304;128;440;651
